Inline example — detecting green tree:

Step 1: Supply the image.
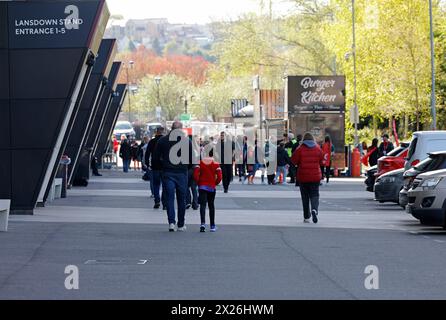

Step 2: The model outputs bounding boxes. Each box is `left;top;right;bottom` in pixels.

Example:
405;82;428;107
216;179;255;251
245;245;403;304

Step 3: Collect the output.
132;75;194;121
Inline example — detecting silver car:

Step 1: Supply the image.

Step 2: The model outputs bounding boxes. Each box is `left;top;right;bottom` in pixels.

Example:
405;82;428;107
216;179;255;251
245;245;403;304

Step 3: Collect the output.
407;169;446;228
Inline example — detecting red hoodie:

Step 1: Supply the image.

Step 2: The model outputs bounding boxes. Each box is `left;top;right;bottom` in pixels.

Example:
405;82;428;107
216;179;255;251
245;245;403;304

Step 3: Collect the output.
291;142;324;183
193;157;223;191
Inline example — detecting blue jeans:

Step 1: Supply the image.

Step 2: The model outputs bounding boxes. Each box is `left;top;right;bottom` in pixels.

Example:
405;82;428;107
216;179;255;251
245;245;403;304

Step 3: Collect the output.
146;169;154;196
187;179;199;208
123;159;131;173
162;171;188;227
275;166;288;184
152;170;166;206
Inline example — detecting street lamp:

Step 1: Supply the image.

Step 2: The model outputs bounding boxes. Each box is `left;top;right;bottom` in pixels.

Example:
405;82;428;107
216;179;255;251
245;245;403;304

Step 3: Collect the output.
126;60;135;122
429;0;437;130
154;76;162;121
181;95;195;115
351;0;359;146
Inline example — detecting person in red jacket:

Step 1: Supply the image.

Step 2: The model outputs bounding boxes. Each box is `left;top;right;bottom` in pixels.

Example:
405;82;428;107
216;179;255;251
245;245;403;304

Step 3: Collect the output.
193;150;223;233
291;132;324;224
321;135;333;184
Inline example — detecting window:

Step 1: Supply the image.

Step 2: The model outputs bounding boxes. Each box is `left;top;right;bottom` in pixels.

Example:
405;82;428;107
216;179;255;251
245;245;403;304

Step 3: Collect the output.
407;137;418;160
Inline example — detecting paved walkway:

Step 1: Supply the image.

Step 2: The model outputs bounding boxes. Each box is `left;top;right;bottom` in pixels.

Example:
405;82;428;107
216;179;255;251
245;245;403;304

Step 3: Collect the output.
2;169;446;300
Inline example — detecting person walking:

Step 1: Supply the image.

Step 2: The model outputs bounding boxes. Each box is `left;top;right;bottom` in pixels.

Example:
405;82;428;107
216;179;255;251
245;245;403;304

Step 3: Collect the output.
235;135;246;182
216;132;235;193
285;133;298;184
362;138;379;167
379;134;394;157
186;135;199;210
291;132;324;224
193;150;222;233
321;136;333;184
119;135;132;173
153;122;192;232
274;142;292;184
131;140;141;171
265;137;277;185
145;127;166;209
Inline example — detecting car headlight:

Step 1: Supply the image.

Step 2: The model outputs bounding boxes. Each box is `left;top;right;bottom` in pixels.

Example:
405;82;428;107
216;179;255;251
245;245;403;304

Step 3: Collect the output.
421;177;443;190
381;176;396;183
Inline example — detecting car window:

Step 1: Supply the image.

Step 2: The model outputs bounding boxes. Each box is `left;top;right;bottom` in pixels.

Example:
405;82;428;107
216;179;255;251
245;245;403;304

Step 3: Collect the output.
115;123;132;130
414;157;433;172
427;155;446;171
388;146;405;157
426;139;446;154
407;137;418;159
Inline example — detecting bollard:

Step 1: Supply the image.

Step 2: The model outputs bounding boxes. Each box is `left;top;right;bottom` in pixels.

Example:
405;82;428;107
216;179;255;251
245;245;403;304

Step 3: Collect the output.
351;148;361;177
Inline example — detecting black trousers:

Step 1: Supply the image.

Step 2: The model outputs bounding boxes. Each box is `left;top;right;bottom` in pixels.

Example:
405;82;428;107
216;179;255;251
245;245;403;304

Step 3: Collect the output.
220;164;233;191
300;182;320;219
199;189;216;226
320;165;331;183
289;165;296;182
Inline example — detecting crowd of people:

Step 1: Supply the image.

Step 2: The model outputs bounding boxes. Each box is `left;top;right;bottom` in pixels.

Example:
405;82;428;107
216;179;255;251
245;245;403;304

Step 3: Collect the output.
114;122;344;232
361;134;395;167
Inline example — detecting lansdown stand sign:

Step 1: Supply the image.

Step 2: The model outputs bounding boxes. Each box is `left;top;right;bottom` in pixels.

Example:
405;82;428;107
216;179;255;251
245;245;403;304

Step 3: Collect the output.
14;5;84;35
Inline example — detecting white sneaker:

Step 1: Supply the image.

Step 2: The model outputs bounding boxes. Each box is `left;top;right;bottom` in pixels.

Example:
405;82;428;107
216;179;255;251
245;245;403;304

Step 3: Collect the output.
169;223;176;232
177;226;187;232
303;219;311;224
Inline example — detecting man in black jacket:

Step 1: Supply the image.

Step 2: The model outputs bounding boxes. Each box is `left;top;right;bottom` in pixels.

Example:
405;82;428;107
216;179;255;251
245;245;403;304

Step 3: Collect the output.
215;132;235;193
153;121;193;232
378;134;394;157
274;142;292;184
145;127;166;209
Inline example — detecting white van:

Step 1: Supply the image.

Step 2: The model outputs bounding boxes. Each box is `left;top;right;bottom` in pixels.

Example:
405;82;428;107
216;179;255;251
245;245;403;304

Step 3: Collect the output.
405;131;446;171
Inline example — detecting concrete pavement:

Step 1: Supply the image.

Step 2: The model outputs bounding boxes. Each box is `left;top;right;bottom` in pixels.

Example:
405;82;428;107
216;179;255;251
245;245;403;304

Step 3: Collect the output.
2;170;446;299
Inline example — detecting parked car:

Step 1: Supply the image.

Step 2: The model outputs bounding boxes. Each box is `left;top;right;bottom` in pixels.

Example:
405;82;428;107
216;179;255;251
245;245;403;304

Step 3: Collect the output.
365;145;408;192
400;151;446;209
405;131;446;171
407;169;446;228
365;165;378;192
376;142;409;178
113;121;136;141
374;168;405;204
146;122;163;138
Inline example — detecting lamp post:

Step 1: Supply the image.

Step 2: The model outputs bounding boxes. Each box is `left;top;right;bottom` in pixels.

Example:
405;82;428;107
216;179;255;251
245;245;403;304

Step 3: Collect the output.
352;0;359;146
126;60;134;122
154;76;162;121
429;0;437;130
181;95;194;115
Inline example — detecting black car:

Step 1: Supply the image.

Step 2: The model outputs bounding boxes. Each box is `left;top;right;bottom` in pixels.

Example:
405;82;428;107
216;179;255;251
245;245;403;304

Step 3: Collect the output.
364;145;408;193
399;151;446;209
374;168;405;204
365;165;378;192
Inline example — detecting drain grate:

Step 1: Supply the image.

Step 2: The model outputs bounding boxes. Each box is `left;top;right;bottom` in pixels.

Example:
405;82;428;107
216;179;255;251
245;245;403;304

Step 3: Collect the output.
84;259;149;265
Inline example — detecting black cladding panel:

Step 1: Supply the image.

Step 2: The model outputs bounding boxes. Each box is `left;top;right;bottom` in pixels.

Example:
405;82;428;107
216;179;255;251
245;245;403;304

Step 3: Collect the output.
0;101;10;150
0;50;9;100
79;73;102;110
93;38;116;75
107;61;121;92
0;2;7;49
10;48;85;100
11;149;50;209
10;99;67;149
0;150;11;199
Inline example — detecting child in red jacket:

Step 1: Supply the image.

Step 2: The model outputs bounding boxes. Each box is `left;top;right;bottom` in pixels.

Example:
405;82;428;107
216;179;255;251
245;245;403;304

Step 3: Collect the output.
193;155;222;232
